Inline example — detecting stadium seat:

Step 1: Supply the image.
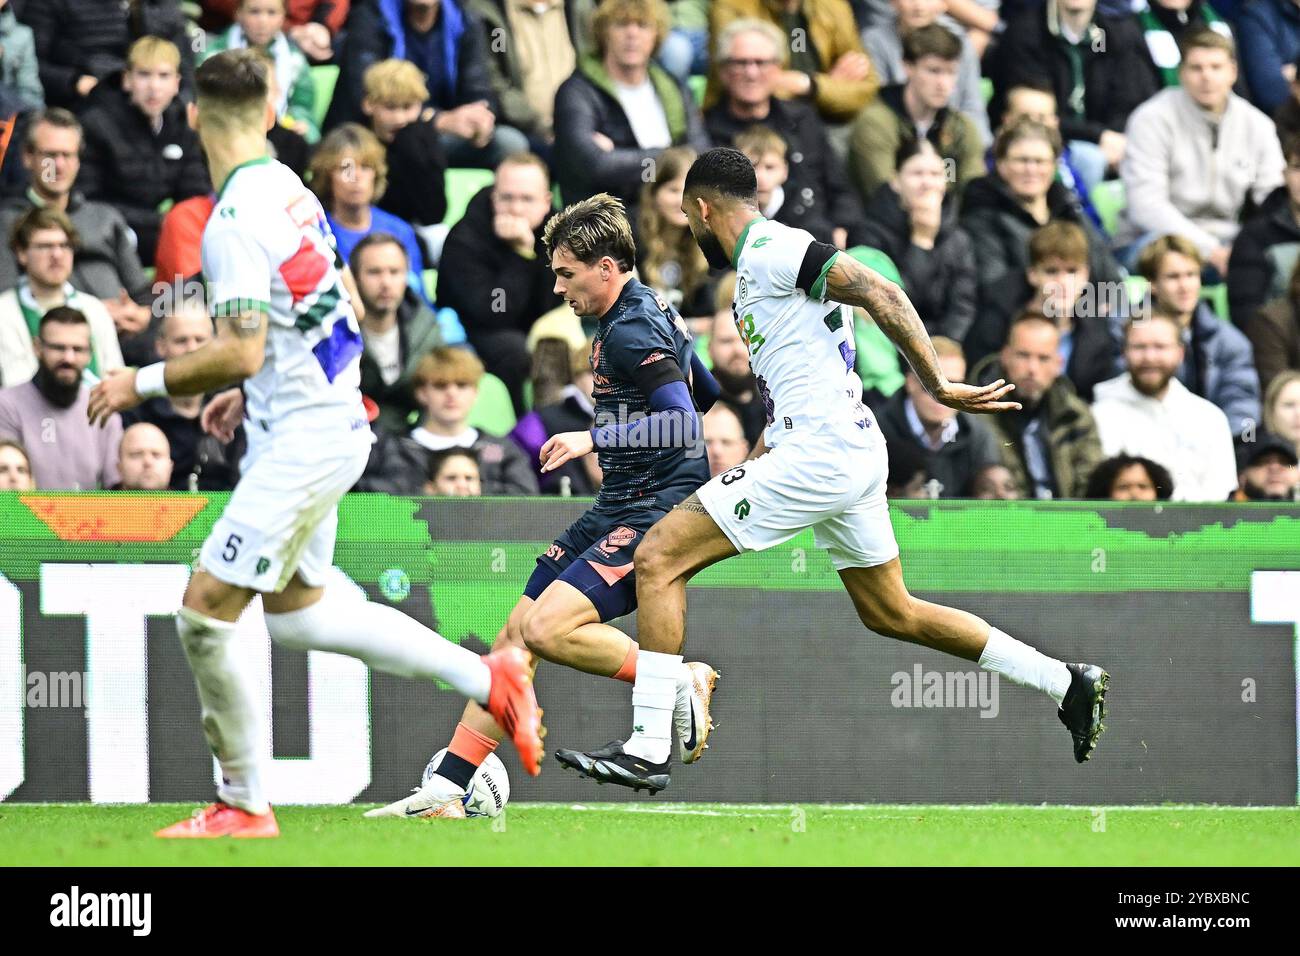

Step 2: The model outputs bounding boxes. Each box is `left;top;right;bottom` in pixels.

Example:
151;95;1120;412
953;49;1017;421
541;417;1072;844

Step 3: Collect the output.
688;75;707;106
443;168;496;227
309;65;339;130
1201;282;1229;322
423;268;438;301
844;247;906;397
469;371;517;434
1124;274;1149;308
1089;180;1127;237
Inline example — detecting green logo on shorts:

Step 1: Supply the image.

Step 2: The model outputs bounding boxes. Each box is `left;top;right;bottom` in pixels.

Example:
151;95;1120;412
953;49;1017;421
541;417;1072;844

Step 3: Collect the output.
734;499;751;520
255;557;270;576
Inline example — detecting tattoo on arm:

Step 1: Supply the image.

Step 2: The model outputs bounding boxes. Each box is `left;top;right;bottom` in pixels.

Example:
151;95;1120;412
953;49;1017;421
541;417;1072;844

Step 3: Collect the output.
676;493;711;515
824;256;946;395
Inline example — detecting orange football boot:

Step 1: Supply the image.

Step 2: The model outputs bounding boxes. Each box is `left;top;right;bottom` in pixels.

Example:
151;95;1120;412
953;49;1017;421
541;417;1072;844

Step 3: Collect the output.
155;802;281;838
484;646;545;776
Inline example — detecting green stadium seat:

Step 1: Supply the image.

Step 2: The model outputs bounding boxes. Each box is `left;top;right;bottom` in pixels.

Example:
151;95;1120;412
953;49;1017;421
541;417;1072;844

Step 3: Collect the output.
309;65;339;130
980;77;993;105
423;268;438;302
843;247;905;397
468;372;517;434
688;75;707;107
443;167;496;227
1090;180;1127;237
694;331;711;366
1201;282;1229;322
1124;274;1149;308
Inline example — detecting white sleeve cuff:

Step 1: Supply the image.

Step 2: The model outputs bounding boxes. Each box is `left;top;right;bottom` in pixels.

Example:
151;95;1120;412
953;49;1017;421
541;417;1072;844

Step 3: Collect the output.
135;362;169;400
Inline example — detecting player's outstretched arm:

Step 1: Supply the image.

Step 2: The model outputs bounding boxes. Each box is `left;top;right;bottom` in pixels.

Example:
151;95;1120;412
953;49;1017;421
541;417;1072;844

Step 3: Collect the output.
87;311;269;427
822;255;1021;415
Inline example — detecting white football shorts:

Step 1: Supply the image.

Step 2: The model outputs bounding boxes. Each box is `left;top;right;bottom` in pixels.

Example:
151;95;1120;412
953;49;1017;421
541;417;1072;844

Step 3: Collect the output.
696;423;899;571
199;419;373;592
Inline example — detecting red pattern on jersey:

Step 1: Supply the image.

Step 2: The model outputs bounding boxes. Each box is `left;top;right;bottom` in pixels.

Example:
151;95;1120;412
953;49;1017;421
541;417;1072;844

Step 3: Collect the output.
278;236;329;304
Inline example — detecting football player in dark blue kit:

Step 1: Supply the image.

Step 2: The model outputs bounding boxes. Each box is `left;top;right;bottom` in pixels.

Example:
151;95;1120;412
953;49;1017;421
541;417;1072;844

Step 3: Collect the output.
367;193;724;818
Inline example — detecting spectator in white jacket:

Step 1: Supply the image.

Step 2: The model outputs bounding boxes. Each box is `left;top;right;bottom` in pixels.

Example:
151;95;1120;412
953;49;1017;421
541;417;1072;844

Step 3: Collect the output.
1118;28;1283;278
1092;312;1237;502
0;207;122;388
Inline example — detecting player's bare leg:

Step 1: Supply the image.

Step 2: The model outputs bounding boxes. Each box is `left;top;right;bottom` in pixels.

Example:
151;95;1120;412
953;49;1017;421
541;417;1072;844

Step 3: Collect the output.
555;497;735;789
839;559;1109;762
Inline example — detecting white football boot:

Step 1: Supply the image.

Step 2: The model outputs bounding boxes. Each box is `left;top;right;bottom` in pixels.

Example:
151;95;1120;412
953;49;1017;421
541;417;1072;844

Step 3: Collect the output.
675;661;719;764
363;773;468;819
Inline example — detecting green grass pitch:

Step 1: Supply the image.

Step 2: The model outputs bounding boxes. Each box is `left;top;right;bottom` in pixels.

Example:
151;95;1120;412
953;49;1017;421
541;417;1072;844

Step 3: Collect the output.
3;804;1299;866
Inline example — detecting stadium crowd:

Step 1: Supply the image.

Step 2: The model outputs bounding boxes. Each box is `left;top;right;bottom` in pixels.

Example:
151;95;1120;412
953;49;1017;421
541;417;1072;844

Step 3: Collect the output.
0;0;1298;504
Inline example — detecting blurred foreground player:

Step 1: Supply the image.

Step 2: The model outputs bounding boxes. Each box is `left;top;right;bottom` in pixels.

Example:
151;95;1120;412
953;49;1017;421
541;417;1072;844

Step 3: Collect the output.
87;49;544;836
558;149;1111;791
368;195;725;819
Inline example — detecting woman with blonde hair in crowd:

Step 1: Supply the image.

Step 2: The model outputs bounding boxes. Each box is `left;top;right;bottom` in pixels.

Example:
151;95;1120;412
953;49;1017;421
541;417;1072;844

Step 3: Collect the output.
637;145;715;322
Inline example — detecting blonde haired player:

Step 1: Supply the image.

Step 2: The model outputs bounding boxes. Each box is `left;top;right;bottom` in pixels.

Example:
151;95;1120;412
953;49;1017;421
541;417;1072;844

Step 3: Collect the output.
88;49;543;836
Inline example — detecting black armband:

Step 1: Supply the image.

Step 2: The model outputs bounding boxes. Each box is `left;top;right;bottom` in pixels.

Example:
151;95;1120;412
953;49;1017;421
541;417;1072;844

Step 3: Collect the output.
796;241;840;298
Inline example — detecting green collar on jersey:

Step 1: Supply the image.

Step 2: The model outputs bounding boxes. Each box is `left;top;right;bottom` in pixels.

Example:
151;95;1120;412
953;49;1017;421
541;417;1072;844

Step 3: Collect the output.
216;154;274;201
730;215;766;269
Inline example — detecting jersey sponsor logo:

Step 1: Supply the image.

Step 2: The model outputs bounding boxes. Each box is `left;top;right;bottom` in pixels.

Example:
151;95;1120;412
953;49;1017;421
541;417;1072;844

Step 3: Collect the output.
596;525;638;555
544;543;567;562
639;351;668;366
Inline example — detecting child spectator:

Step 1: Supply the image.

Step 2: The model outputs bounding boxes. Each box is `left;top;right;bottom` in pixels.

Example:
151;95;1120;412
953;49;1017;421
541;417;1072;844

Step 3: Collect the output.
202;0;319;142
1084;453;1175;500
1264;370;1300;457
423;447;483;496
361;59;449;234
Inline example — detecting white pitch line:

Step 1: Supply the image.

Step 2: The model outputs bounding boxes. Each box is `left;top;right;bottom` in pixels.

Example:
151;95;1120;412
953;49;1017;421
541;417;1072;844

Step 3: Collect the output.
551;803;1298;814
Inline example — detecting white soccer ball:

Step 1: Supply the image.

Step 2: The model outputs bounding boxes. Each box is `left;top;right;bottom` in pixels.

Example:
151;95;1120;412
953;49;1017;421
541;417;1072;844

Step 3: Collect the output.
422;748;510;818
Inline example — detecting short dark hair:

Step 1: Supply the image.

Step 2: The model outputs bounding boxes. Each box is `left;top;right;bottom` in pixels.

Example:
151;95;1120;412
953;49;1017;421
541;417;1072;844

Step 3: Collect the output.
683;147;758;204
38;305;89;334
350;231;408;272
195;48;269;129
426;447;480;484
894;136;941;172
1084;454;1175;500
902;23;962;63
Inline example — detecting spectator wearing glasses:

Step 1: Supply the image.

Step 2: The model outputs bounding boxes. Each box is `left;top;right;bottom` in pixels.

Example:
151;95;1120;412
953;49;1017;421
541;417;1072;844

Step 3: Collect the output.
0;108;151;351
0;207;122;387
0;307;122;490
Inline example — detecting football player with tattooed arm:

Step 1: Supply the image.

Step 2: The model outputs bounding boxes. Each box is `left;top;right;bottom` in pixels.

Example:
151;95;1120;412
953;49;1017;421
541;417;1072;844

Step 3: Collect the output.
556;147;1112;792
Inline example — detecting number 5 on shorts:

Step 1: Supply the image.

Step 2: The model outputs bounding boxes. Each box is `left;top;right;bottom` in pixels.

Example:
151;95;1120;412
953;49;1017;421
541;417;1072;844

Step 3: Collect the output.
222;533;243;562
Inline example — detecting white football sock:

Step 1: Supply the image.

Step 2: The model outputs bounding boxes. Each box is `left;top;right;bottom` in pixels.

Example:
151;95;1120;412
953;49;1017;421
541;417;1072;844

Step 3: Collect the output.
623;650;683;763
978;627;1071;706
264;589;492;704
175;607;268;815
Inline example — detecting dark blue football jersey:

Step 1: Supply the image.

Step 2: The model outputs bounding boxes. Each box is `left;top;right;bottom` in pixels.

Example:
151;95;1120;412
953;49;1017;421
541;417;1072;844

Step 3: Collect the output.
589;278;710;508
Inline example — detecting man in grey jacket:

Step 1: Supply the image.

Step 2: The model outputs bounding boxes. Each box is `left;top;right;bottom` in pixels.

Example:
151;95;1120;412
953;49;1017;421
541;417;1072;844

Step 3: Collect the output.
0;108;152;362
1119;28;1283;276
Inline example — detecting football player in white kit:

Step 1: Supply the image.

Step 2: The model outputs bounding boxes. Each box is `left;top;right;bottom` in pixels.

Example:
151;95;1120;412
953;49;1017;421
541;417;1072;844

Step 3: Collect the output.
556;148;1109;791
87;49;543;836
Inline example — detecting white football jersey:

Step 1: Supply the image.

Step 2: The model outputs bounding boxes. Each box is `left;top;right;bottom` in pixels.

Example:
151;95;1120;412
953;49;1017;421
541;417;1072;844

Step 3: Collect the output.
730;217;872;448
202;157;365;428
